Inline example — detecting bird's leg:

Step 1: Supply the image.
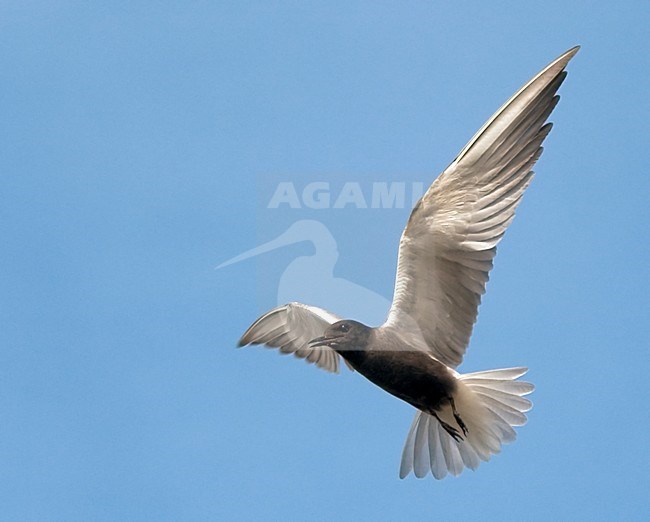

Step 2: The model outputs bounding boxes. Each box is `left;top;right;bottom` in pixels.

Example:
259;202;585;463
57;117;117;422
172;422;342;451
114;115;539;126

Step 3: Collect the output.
432;412;464;442
449;396;469;436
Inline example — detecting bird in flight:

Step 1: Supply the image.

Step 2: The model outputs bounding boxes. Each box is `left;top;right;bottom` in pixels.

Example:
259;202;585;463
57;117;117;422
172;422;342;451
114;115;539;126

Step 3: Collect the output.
237;47;579;479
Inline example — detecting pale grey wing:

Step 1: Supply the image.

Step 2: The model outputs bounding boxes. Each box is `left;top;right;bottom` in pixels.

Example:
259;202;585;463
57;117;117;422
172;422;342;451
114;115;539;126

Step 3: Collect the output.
386;47;579;369
239;302;351;373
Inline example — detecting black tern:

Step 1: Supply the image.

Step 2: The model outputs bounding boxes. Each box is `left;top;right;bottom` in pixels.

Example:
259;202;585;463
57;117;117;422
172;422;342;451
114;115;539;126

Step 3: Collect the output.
238;47;579;479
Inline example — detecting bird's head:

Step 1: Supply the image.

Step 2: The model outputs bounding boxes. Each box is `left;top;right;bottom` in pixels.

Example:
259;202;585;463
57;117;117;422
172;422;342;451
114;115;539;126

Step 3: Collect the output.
309;320;371;353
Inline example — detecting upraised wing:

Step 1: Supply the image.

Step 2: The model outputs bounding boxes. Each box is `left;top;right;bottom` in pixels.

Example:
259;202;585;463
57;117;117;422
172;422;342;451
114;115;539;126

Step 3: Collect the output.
239;302;351;373
385;47;579;368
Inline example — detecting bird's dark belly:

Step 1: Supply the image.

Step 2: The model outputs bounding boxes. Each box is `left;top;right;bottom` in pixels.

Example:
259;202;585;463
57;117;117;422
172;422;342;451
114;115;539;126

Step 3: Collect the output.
343;350;456;413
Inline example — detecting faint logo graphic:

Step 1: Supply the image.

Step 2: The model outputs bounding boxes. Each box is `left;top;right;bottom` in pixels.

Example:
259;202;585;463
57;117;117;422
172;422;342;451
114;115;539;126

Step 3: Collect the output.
217;219;391;325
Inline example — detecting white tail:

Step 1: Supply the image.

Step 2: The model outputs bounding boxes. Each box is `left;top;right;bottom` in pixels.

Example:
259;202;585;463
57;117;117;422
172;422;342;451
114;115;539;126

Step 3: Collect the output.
399;367;534;479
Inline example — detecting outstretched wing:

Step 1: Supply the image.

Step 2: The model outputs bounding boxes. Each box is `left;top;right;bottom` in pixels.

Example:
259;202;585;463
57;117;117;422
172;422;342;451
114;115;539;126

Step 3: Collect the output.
239;302;351;373
385;47;579;368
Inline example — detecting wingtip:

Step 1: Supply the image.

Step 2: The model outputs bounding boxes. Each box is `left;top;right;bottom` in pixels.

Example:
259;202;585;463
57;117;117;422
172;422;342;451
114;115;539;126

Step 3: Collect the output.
544;46;580;75
557;45;581;66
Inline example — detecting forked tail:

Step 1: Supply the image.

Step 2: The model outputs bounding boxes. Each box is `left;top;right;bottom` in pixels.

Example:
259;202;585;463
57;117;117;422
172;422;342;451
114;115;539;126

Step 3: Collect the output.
399;367;534;479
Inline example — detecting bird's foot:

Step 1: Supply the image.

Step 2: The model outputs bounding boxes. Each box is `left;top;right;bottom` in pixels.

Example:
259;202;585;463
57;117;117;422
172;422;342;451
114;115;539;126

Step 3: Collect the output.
449;396;469;436
454;413;469;436
433;413;464;442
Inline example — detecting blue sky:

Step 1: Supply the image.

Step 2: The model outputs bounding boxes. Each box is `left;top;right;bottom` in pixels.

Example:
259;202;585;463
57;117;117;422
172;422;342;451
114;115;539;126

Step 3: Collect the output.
1;1;649;520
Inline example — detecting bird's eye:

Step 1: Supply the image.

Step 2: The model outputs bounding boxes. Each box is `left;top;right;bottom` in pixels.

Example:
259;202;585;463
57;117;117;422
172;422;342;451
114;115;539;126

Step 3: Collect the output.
339;323;349;332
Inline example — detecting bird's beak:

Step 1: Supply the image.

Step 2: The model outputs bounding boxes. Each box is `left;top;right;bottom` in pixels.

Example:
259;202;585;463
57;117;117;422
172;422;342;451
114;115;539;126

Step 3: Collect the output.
309;336;328;347
309;334;343;348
